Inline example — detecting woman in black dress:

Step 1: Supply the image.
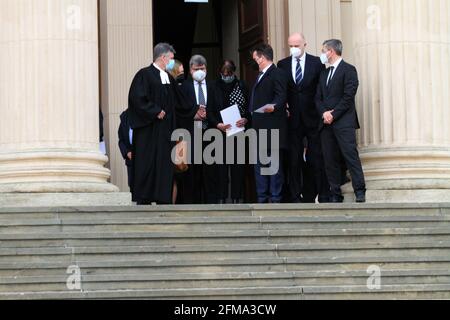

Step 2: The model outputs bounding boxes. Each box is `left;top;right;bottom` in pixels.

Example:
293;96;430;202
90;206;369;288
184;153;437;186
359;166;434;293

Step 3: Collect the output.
210;60;250;204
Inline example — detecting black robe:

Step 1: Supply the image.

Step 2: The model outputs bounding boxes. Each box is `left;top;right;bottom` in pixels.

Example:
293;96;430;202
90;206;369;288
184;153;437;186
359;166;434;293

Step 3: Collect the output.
128;64;197;204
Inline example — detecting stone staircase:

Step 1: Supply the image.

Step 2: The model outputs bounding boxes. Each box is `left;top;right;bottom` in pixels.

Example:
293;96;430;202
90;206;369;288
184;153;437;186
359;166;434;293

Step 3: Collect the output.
1;204;450;299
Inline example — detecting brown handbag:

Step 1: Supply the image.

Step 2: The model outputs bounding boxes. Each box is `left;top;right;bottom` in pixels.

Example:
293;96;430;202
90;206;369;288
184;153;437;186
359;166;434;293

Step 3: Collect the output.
174;140;189;173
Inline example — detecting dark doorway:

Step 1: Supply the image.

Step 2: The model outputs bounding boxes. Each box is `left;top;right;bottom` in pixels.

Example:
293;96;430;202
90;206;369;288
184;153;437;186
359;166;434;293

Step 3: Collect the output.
153;0;268;203
153;0;229;80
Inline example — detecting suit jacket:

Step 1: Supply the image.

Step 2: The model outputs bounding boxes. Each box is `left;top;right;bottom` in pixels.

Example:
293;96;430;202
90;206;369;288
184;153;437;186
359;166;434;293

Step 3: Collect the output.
315;60;360;130
249;64;288;149
277;54;325;130
118;110;133;167
180;78;217;131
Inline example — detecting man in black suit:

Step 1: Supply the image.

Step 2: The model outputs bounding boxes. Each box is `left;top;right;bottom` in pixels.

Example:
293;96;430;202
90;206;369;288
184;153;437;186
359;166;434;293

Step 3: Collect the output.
250;44;288;204
315;39;366;203
277;33;330;203
118;109;133;192
179;55;219;204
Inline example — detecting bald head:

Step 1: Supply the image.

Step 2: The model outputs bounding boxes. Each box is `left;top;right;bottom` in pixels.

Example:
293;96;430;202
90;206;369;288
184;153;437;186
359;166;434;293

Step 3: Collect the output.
288;33;307;58
288;33;306;43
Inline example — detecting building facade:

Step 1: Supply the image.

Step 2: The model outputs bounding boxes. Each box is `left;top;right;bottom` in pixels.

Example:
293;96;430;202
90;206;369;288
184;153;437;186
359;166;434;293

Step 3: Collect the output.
0;0;449;203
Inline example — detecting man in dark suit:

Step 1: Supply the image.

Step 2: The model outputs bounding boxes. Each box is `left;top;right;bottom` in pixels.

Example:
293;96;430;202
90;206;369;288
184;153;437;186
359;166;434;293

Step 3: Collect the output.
278;33;330;203
179;55;219;204
315;39;366;203
250;44;288;204
118;109;133;192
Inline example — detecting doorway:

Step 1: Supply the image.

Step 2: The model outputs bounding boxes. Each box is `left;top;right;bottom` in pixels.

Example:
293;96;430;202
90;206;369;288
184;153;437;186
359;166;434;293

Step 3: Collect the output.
153;0;267;84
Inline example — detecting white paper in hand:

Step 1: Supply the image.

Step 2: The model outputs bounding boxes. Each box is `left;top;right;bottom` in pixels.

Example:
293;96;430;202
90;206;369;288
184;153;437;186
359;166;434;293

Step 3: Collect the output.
253;103;276;114
220;104;245;137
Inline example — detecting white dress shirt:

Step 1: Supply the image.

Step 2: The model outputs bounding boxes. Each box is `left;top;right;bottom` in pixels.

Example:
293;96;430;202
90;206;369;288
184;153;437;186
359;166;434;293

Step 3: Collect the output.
153;63;171;84
291;53;306;82
327;57;343;85
193;80;208;105
257;63;273;83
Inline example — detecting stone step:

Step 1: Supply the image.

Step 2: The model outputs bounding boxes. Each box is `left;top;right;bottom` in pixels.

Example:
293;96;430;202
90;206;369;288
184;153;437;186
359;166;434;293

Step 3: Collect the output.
1;269;450;293
2;216;450;234
2;243;450;264
1;284;450;300
2;228;450;248
1;255;450;274
0;204;448;220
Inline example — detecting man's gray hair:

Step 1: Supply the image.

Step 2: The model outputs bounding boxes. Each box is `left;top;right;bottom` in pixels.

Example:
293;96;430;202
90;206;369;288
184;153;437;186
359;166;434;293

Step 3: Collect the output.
153;43;176;62
323;39;343;56
190;55;207;68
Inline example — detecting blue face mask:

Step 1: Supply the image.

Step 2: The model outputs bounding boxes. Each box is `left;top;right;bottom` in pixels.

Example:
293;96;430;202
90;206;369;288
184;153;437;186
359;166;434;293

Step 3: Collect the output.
221;75;236;84
166;59;175;71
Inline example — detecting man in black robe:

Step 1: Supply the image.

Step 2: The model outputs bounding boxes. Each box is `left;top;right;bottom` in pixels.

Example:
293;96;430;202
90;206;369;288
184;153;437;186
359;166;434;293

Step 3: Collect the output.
128;43;202;205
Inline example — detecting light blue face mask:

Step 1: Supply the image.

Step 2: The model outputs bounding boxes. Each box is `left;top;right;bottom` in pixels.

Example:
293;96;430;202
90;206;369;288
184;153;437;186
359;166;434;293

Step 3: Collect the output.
166;59;175;71
221;75;235;84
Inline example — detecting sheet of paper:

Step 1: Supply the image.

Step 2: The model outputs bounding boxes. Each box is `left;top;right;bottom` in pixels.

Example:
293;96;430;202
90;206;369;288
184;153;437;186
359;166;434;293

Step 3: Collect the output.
220;104;245;137
253;103;276;114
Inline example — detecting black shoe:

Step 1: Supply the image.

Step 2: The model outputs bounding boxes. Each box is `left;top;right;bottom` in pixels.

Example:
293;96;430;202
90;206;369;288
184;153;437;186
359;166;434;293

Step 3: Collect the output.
355;192;366;203
330;195;344;203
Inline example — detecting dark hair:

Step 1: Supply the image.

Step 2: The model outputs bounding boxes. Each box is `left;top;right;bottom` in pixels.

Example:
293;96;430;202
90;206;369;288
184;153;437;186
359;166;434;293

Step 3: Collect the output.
323;39;343;56
252;44;273;62
220;60;237;73
153;43;176;62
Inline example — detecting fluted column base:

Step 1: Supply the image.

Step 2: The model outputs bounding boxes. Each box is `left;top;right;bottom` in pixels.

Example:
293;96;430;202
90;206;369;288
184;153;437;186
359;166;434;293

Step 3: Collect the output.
343;146;450;203
0;149;119;193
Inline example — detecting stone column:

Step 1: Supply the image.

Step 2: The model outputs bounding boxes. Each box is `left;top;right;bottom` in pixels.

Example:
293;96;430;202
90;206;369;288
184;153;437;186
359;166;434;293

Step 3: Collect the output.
0;0;119;196
288;0;342;55
267;0;289;62
99;0;153;192
351;0;450;202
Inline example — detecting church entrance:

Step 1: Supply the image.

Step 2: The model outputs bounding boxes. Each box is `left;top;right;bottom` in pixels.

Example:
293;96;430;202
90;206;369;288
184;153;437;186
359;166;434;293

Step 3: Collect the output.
153;0;268;203
152;0;267;84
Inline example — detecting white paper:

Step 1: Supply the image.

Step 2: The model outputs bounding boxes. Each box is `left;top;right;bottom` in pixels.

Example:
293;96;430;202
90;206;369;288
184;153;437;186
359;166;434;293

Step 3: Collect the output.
220;104;245;137
253;103;276;114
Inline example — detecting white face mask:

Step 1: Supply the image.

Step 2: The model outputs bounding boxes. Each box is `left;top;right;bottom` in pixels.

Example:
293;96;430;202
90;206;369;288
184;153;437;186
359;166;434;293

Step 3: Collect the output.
320;52;329;64
290;47;302;58
193;70;207;82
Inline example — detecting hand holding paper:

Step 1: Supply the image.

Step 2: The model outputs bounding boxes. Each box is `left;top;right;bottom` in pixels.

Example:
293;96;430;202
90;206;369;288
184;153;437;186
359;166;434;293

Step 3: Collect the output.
220;104;245;137
253;104;276;114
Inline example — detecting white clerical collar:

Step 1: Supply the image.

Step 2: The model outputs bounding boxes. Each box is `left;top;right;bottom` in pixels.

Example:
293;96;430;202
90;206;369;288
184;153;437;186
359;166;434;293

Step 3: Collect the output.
153;63;170;84
330;57;343;69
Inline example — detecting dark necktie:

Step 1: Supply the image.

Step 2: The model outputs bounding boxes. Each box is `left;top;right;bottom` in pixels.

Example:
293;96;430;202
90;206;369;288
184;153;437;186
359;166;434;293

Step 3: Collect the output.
295;58;303;85
249;72;264;113
326;66;335;87
197;82;208;129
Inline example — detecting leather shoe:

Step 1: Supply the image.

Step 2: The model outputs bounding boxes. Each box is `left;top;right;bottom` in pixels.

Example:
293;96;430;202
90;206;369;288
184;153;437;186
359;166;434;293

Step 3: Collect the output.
330;195;344;203
355;192;366;203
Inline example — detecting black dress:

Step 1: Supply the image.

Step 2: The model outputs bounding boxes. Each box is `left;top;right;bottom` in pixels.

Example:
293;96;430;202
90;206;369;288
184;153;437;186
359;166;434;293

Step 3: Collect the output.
211;78;250;202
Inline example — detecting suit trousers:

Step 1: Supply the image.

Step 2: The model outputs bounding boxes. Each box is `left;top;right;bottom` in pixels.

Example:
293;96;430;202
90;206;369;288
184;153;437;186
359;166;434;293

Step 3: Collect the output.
254;150;284;203
288;127;330;203
320;125;366;197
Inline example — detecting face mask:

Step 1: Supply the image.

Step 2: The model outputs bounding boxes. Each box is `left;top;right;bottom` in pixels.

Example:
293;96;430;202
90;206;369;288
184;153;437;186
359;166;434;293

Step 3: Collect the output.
320;52;329;64
166;59;175;71
290;47;302;58
193;70;207;82
221;75;235;84
176;74;185;84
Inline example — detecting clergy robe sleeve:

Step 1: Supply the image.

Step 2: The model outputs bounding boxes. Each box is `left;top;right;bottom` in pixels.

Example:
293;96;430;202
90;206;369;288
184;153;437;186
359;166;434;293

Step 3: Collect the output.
128;70;163;129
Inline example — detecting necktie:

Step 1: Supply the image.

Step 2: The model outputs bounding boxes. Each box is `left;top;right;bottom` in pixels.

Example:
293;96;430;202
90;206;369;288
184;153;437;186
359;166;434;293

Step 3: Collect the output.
326;66;335;87
249;72;264;113
295;58;303;85
197;82;208;129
